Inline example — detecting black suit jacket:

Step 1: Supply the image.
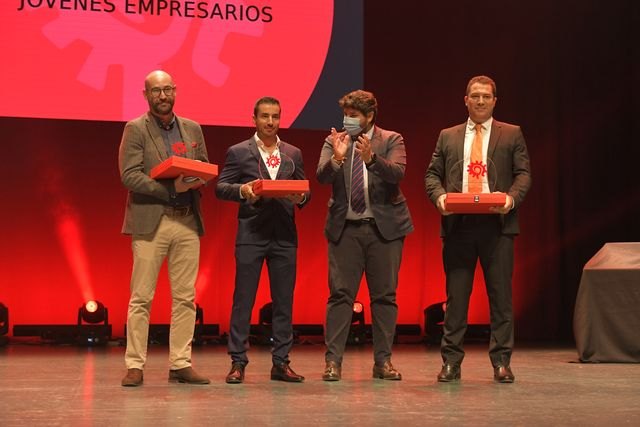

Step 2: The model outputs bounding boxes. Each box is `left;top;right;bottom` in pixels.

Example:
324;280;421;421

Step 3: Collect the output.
215;137;310;247
317;126;414;243
424;119;532;236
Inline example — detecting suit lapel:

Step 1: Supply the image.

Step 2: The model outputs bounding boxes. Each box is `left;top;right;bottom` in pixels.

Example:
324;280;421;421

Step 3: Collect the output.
275;142;289;180
248;138;266;179
453;123;466;190
145;112;169;161
175;116;194;159
487;120;501;190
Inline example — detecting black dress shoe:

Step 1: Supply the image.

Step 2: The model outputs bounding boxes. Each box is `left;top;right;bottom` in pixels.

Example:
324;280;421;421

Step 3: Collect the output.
168;367;210;384
271;362;304;382
225;362;245;384
437;364;461;382
494;365;515;383
372;360;402;380
322;361;342;381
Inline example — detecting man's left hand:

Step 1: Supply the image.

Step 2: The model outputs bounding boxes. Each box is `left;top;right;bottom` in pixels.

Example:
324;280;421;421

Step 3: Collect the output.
355;134;373;163
489;193;514;214
286;193;305;204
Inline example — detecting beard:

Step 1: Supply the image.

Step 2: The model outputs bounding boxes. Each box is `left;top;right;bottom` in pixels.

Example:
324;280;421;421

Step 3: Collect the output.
150;98;174;116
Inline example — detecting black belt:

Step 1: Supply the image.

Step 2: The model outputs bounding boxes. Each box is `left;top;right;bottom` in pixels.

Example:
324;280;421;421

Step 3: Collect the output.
458;214;497;224
164;205;193;217
345;218;375;226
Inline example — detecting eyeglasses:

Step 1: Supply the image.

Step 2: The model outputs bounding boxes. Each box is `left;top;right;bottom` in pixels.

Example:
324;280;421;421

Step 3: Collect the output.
468;94;494;102
149;86;176;97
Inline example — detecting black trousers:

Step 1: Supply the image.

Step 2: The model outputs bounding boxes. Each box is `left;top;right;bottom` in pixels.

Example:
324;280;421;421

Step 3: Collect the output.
325;221;405;365
441;215;515;367
228;241;297;365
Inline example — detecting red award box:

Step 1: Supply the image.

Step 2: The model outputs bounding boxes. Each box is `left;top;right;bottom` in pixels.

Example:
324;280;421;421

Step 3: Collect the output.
253;180;309;197
444;193;507;214
150;156;218;182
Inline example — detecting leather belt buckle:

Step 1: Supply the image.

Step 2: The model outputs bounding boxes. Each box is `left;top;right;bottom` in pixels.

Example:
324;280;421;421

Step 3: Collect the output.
346;217;375;226
164;206;192;217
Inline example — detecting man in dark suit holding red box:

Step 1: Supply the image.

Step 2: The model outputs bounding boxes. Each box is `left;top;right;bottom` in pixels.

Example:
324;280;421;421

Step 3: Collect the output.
424;75;532;383
119;70;210;386
216;97;310;384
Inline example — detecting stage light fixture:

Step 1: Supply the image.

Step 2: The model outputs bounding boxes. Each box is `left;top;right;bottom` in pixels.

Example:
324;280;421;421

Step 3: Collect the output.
348;301;368;345
424;301;446;344
77;300;111;346
250;302;275;346
259;302;273;326
78;300;108;325
351;301;365;325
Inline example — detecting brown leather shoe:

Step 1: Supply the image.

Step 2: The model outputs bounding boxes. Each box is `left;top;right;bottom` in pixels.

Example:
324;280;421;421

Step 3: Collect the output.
271;362;304;382
373;360;402;380
494;365;515;383
121;368;143;387
225;362;245;384
437;364;461;382
322;361;341;381
168;367;210;384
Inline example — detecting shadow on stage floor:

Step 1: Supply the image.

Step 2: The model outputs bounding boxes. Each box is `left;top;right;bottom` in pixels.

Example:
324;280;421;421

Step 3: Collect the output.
1;340;639;426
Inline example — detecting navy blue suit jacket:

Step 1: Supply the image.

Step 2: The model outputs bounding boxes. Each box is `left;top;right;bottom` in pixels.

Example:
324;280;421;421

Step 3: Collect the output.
216;137;310;247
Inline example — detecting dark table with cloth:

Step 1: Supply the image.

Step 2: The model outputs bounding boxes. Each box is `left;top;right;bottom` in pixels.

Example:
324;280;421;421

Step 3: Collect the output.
574;243;640;362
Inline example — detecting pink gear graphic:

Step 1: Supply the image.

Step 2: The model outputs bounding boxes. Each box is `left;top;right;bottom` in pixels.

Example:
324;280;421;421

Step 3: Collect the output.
467;160;487;178
40;2;263;120
266;154;281;168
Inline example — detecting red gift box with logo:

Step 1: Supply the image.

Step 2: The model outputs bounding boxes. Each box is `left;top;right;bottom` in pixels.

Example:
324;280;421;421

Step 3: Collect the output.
252;180;309;197
150;156;218;182
444;193;507;214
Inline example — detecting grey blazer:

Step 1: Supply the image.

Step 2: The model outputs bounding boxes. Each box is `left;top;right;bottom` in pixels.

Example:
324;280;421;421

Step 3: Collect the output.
119;111;209;236
316;126;414;243
424;119;532;236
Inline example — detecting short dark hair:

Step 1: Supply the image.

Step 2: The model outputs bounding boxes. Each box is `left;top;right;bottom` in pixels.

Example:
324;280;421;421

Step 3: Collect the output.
253;96;281;117
466;75;497;97
339;90;378;123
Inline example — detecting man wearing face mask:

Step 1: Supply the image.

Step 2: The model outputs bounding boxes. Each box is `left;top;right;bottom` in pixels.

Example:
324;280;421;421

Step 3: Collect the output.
317;90;414;381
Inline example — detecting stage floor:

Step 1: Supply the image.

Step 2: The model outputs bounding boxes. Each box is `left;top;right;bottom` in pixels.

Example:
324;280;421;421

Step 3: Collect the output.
1;341;639;426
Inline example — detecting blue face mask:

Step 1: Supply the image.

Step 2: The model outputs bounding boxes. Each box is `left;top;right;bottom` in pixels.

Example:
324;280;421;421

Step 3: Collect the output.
343;116;363;136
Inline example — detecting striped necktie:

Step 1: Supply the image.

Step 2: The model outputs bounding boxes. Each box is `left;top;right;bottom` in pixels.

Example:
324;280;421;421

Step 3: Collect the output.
350;147;366;214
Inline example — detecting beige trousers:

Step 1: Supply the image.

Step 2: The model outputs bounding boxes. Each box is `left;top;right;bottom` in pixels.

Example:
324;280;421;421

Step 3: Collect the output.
125;214;200;370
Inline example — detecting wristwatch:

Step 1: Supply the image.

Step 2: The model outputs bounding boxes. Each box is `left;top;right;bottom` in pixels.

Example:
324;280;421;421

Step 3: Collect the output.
365;153;377;167
332;154;345;166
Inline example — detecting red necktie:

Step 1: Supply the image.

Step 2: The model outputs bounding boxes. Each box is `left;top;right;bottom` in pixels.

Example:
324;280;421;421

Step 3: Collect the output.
467;124;484;194
350;148;366;214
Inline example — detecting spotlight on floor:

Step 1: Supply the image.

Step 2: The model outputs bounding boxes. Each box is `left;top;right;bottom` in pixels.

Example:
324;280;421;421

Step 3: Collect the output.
0;303;8;346
250;302;275;346
78;300;108;325
77;300;111;346
423;301;490;344
424;301;446;345
348;301;368;345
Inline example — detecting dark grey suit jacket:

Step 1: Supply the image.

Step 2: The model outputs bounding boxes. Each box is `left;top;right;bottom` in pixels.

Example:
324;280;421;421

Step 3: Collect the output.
316;126;414;243
424;119;532;236
215;137;310;247
119;111;209;236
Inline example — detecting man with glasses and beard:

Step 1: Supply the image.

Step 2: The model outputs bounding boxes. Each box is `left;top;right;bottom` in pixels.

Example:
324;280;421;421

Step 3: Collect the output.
119;70;210;387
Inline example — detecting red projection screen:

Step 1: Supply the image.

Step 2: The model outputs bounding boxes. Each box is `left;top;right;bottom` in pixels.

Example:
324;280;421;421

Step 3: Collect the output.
3;0;363;128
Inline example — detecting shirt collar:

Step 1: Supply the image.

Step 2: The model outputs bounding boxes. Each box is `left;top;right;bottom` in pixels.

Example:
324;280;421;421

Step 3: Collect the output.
253;132;281;150
467;117;493;132
152;113;176;131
